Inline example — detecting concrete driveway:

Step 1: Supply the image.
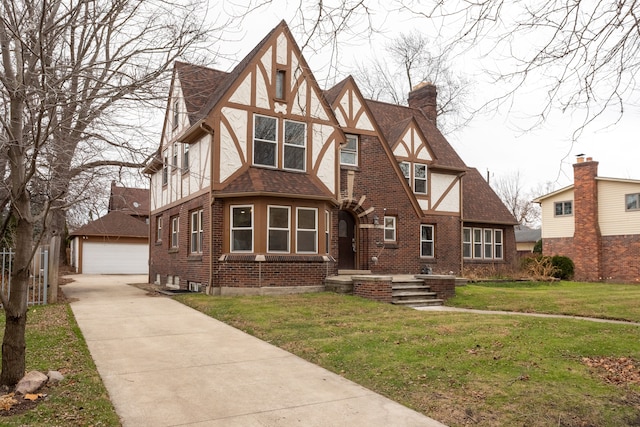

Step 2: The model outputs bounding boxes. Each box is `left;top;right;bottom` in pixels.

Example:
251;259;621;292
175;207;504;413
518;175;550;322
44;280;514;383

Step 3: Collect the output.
63;275;446;427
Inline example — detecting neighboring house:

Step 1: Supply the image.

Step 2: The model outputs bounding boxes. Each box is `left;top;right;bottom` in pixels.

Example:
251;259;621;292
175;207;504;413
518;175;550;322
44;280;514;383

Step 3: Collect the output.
144;21;517;293
534;156;640;282
515;225;541;255
69;184;150;274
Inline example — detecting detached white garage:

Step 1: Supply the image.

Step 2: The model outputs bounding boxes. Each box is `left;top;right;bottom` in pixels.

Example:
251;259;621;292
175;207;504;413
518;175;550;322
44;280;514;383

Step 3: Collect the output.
70;211;149;275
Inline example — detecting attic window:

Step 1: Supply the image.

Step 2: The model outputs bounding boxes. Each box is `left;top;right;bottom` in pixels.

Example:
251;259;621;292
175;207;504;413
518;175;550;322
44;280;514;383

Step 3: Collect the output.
275;70;286;99
173;100;179;129
340;134;358;166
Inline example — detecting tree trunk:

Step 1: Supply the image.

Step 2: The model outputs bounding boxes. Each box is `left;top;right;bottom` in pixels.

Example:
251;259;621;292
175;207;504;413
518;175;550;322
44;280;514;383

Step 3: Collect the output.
0;313;26;386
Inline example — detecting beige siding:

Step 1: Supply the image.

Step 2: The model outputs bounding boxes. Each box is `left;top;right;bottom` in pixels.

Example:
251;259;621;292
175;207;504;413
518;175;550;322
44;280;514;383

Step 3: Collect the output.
598;180;640;236
540;190;574;238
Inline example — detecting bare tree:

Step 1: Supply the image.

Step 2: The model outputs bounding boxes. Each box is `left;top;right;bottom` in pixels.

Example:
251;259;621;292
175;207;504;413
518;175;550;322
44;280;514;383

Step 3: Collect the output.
353;31;472;133
398;0;640;131
491;171;542;227
0;0;215;387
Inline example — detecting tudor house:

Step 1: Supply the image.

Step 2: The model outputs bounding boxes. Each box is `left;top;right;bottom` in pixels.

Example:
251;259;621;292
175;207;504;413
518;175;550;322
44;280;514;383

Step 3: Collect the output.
144;21;517;293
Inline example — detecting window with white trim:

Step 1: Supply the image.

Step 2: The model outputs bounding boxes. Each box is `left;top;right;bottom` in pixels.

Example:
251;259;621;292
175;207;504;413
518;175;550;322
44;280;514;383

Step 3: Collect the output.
283;120;306;171
384;216;396;242
462;227;471;258
325;210;330;254
554;201;572;216
626;193;640;211
190;209;203;254
296;208;317;253
253;115;277;167
341;134;358;166
420;224;434;257
231;206;253;252
464;227;504;260
414;163;427;194
268;206;290;253
170;216;179;248
156;216;162;242
399;162;410;186
162;150;168;185
275;70;286;99
183;144;189;171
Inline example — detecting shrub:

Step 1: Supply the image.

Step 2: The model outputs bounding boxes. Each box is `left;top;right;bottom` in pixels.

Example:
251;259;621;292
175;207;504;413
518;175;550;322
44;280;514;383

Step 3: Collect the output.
533;239;542;254
522;255;558;281
551;255;575;280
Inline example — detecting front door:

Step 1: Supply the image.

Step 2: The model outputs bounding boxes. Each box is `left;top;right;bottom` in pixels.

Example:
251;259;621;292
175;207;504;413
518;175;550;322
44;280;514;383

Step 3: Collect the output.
338;210;356;270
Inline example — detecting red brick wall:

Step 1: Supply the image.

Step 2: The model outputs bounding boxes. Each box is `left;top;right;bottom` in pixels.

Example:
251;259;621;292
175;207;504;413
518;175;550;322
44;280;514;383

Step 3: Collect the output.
601;235;640;283
352;276;393;303
573;160;602;281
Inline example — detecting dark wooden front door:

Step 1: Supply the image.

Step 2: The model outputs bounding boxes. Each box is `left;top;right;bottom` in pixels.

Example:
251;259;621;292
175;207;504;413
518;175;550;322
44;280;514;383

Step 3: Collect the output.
338;210;356;270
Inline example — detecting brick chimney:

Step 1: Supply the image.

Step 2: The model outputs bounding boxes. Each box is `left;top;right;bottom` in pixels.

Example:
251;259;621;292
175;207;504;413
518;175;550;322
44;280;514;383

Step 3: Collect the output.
408;82;437;126
572;157;602;281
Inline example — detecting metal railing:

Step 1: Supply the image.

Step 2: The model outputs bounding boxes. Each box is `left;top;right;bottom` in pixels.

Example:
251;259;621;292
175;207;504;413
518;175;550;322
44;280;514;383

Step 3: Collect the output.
0;247;49;307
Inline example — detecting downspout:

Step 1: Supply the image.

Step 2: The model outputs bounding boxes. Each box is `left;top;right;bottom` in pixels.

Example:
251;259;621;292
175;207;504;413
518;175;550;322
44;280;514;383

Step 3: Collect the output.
458;171;466;276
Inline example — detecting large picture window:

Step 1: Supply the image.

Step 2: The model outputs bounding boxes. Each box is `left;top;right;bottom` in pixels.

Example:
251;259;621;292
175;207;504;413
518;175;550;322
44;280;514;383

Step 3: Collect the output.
420;225;434;257
268;206;290;253
340;134;358;166
296;208;317;253
231;206;253;252
283;120;306;171
253;115;277;167
190;209;203;254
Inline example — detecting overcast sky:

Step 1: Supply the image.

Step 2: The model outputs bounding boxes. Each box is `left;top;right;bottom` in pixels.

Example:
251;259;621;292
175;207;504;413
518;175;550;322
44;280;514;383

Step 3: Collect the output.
206;1;639;194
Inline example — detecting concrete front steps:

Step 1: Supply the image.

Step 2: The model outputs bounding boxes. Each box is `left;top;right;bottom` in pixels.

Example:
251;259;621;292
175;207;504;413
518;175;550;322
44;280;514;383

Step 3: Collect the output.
392;278;444;307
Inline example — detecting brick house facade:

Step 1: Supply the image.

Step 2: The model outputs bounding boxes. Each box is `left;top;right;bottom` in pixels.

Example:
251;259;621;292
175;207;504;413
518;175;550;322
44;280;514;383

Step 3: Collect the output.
144;21;517;293
535;156;640;282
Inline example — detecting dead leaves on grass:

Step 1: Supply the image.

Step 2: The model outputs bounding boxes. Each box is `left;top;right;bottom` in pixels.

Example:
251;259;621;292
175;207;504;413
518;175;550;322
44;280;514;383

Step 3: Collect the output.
583;356;640;385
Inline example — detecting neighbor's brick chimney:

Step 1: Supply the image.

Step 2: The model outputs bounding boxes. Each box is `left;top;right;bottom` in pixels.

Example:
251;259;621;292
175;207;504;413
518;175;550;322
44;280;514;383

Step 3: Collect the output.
408;82;437;126
573;156;602;281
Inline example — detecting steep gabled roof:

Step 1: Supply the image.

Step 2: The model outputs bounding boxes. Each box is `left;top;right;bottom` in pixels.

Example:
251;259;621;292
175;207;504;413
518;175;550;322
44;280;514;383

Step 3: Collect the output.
70;211;149;238
174;62;229;126
109;183;149;217
366;100;466;170
463;168;518;225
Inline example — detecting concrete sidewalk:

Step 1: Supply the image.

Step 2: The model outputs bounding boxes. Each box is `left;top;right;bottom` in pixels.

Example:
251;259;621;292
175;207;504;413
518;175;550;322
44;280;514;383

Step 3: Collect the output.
62;275;446;427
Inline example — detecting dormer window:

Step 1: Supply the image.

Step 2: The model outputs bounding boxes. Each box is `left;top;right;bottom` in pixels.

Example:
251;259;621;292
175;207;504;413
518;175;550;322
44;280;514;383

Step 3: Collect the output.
275;70;286;99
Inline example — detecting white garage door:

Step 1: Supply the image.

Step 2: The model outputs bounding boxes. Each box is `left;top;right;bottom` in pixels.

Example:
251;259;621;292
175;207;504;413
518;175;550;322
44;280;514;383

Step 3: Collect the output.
82;242;148;274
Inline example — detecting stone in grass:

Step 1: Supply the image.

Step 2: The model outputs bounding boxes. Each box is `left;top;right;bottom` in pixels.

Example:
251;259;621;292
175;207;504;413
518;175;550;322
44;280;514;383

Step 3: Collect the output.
47;370;64;384
15;371;48;395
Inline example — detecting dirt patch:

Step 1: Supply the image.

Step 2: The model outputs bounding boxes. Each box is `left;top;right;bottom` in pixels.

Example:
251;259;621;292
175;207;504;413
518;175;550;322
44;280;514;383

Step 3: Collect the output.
583;356;640;385
0;387;48;417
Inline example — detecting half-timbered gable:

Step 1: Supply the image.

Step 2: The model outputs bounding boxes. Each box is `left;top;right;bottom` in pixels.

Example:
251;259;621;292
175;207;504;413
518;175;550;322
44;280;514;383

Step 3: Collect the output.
146;21;518;292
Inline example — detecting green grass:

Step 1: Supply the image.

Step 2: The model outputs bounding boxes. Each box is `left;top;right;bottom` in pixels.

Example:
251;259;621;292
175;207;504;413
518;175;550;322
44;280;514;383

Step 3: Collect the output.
448;281;640;322
175;291;640;427
0;304;120;426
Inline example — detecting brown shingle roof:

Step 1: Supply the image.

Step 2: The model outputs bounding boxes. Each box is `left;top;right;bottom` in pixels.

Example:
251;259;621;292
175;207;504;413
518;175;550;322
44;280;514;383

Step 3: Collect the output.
70;211;149;238
174;61;229;126
217;167;333;200
109;183;149;217
463;168;518;224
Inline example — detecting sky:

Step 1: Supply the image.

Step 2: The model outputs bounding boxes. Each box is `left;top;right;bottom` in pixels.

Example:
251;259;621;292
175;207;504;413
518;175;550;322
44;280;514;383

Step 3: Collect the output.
204;1;639;195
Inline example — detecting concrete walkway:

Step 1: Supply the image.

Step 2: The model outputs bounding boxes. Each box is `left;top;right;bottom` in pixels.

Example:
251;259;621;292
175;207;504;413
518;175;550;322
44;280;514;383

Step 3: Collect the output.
62;275;445;427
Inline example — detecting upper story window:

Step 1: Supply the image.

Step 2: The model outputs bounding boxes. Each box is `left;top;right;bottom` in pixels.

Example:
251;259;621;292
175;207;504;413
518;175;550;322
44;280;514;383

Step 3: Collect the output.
172;100;179;129
253;115;277;167
231;205;253;252
398;161;427;194
275;70;286;99
340;134;358;166
384;216;397;242
162;150;168;186
253;115;307;172
555;201;573;216
183;144;190;172
172;142;178;168
626;193;640;211
283;121;306;171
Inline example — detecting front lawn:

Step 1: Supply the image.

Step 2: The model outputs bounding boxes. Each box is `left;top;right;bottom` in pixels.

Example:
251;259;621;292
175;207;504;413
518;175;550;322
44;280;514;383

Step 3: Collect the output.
175;290;640;427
